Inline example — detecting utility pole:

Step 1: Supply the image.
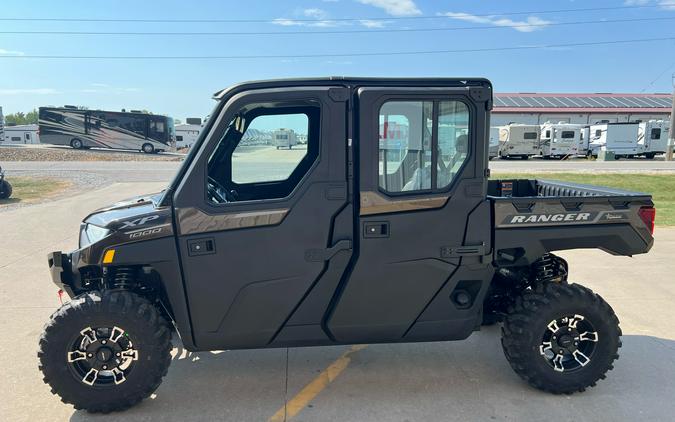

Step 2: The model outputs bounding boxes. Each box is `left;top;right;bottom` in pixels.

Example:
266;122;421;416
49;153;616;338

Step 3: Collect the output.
667;74;675;161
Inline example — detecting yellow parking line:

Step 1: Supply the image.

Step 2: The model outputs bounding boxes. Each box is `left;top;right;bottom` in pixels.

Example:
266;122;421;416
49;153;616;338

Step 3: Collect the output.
268;344;367;422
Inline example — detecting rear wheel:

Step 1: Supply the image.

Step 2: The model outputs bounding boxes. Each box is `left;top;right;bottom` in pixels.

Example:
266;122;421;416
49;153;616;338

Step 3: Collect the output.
141;143;154;154
70;138;84;149
0;179;12;199
38;291;172;413
501;283;620;394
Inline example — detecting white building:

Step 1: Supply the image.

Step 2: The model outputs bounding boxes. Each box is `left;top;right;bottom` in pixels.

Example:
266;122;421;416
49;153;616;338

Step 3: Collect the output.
1;124;39;145
493;93;672;126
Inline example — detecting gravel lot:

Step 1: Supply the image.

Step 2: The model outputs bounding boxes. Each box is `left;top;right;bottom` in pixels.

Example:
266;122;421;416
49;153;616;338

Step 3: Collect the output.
0;146;184;162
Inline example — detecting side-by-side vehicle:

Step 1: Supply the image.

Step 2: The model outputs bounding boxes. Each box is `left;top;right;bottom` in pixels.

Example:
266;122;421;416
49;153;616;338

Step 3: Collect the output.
39;78;655;413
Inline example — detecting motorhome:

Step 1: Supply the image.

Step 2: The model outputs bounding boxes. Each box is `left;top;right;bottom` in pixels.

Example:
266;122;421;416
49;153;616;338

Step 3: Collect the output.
539;122;581;158
175;123;201;149
1;124;39;145
273;128;298;149
638;120;670;159
498;124;540;159
588;122;639;158
38;107;175;153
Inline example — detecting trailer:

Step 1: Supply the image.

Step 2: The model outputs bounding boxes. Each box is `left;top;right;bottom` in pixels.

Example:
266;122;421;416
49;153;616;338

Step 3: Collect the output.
637;120;670;159
498;124;540;159
488;127;499;160
539;122;581;158
1;124;39;145
588;122;640;159
273;128;298;149
175;123;201;149
578;126;590;156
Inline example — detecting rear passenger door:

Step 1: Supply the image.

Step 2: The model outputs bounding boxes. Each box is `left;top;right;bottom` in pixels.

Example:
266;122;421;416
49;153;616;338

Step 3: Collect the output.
327;86;494;343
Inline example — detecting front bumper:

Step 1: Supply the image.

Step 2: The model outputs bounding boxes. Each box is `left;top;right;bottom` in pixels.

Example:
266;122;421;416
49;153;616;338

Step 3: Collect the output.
47;251;77;297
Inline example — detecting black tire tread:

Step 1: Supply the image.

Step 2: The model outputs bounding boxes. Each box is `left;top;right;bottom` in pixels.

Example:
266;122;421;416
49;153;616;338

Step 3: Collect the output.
501;282;621;394
38;290;172;413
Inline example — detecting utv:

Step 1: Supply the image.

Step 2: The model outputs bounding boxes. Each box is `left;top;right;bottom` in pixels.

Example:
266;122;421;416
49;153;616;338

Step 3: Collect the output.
39;78;655;413
0;166;12;199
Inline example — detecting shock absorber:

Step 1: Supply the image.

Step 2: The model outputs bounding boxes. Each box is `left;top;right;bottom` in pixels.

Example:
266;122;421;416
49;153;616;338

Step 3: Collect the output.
532;253;568;284
111;267;137;290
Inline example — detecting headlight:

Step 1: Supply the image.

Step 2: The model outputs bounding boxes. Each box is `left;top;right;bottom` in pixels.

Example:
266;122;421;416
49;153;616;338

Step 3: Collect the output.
80;224;111;248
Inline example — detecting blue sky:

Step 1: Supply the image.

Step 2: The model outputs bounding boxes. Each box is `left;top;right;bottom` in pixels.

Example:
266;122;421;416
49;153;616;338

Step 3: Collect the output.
1;0;675;121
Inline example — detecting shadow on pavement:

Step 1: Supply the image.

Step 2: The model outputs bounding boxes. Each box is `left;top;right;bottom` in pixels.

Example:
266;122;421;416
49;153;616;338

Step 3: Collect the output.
68;332;675;421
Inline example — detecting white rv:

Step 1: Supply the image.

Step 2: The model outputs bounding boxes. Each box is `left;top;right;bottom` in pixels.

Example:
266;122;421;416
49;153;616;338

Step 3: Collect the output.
175;123;201;149
588;122;639;158
498;124;540;159
2;124;39;145
578;126;590;156
273;128;298;149
638;120;670;159
539;122;581;158
488;127;500;160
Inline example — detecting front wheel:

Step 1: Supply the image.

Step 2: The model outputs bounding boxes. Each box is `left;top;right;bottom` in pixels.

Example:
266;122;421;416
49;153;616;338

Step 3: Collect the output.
0;179;12;199
501;283;620;394
70;138;84;149
38;291;172;413
141;143;155;154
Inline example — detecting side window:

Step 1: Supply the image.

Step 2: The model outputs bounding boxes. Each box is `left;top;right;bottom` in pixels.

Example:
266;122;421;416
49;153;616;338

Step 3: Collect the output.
524;132;538;139
378;99;470;193
561;131;575;139
148;118;166;142
232;114;309;183
651;128;661;139
207;101;319;203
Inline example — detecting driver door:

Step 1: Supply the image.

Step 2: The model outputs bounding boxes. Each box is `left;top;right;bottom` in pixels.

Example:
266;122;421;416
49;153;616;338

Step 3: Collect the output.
172;86;351;350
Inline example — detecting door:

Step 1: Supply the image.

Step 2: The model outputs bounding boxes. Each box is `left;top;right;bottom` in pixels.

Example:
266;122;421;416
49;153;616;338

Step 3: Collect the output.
327;86;493;343
173;86;351;350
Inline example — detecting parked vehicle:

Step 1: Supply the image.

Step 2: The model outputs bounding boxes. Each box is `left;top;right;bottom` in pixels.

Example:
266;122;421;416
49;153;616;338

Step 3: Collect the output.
588;122;640;158
498;124;540;159
578;126;590;156
488;127;500;160
1;124;39;145
273;128;298;149
539;122;581;158
638;120;670;159
0;165;11;199
38;107;175;154
40;78;655;413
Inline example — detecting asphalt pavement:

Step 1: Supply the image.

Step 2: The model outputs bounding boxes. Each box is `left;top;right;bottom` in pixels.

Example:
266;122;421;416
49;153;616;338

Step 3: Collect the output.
2;182;674;421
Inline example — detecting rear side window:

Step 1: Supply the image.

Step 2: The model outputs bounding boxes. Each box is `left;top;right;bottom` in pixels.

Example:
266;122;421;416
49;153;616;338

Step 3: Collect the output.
523;132;537;139
378;99;470;193
651;128;661;139
561;131;575;139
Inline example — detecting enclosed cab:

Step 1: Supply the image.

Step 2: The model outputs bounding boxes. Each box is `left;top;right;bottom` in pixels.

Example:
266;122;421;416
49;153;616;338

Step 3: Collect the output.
539;122;581;158
638;120;670;159
588;122;639;158
498;124;540;159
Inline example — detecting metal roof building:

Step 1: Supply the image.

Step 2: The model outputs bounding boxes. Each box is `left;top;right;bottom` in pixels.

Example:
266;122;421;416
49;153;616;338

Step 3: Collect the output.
492;93;672;126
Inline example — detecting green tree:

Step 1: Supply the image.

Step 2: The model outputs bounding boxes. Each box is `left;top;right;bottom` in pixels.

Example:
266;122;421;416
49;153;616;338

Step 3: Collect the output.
4;109;38;125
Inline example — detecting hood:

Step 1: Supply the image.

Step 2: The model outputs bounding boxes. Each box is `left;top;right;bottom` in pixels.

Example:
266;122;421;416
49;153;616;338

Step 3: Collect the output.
84;192;172;231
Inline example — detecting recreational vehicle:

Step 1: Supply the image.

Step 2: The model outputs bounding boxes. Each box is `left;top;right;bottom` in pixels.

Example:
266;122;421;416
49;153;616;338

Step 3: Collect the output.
175;123;201;149
38;107;175;153
488;127;499;160
1;124;39;145
637;120;670;159
578;126;590;156
539;122;581;158
498;124;539;159
588;122;639;158
273;128;298;149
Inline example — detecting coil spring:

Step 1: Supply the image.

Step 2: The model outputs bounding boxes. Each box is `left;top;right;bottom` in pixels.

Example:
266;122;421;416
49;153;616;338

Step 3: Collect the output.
112;267;136;289
533;253;567;284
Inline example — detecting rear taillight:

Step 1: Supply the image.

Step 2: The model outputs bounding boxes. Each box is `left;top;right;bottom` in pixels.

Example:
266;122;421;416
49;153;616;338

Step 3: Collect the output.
638;206;656;235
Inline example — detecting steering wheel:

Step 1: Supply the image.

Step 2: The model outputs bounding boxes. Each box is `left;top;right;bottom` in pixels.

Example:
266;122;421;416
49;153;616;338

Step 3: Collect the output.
207;176;237;203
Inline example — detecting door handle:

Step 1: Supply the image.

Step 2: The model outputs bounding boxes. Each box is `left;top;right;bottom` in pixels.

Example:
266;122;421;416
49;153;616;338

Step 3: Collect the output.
187;237;216;257
363;221;389;238
305;240;352;262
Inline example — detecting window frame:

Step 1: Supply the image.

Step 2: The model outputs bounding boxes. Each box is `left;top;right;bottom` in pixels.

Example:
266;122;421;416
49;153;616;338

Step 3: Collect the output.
651;128;661;140
375;96;473;197
205;100;322;206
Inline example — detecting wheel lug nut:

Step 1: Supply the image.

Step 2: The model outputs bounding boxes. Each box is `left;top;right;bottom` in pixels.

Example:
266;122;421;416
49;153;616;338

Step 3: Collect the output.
116;352;121;357
102;365;107;370
101;340;107;345
87;353;93;358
